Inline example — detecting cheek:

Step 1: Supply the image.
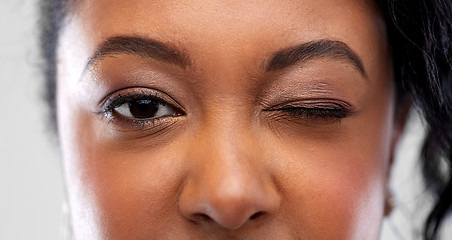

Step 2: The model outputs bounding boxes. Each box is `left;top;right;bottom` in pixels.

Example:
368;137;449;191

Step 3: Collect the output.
270;95;394;239
58;88;395;240
57;88;187;239
81;150;184;239
270;138;387;239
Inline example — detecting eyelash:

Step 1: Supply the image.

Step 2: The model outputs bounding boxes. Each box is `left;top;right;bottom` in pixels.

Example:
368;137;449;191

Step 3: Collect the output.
264;101;352;123
100;92;184;129
282;107;349;119
99;89;352;131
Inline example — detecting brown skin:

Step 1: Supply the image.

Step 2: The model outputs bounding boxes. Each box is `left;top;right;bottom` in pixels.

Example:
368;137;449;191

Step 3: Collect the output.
56;0;401;239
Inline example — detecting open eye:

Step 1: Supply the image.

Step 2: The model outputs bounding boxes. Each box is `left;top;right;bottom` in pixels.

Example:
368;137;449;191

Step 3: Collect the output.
114;98;179;120
100;88;186;129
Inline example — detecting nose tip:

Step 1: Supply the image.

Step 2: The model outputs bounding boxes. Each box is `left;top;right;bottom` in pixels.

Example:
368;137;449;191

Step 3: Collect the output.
179;175;281;230
179;122;281;231
188;195;271;230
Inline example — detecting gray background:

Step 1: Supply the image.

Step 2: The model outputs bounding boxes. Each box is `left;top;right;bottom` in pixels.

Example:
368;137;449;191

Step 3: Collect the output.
0;1;63;240
0;0;450;239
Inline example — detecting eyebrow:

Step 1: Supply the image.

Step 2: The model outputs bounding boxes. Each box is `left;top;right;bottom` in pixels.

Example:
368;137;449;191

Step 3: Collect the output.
266;39;367;78
86;36;190;69
85;36;366;78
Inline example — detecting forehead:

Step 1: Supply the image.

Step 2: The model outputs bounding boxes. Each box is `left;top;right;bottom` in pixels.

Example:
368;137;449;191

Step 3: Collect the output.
59;0;389;90
66;0;385;52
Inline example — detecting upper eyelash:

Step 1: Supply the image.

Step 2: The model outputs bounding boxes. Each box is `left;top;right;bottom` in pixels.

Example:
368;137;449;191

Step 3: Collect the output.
98;93;180;130
279;106;351;119
100;93;162;114
101;91;351;126
263;99;354;122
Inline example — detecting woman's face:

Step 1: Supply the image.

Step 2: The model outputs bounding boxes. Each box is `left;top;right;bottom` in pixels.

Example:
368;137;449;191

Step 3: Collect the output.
57;0;398;239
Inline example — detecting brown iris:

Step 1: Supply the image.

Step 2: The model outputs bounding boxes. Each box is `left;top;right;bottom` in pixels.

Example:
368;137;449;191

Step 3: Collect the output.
128;99;160;119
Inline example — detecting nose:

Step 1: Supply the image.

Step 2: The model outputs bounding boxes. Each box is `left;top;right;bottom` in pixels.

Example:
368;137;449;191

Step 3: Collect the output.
179;127;281;230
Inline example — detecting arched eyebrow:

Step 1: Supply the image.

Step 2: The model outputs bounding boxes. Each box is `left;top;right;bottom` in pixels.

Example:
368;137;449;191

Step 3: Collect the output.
86;36;190;70
266;39;367;78
85;36;366;79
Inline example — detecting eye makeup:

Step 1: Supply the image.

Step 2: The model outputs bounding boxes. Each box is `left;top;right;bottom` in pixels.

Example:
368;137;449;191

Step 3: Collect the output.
263;98;354;125
98;87;185;131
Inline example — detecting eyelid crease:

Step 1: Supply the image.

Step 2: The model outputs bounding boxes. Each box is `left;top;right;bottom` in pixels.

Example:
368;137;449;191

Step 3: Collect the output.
266;107;351;126
97;92;185;133
262;98;355;111
98;87;186;114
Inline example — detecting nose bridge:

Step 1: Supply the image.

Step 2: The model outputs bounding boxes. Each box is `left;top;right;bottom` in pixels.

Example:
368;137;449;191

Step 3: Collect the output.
195;103;265;187
179;111;280;230
196;96;259;166
196;122;263;198
193;112;266;201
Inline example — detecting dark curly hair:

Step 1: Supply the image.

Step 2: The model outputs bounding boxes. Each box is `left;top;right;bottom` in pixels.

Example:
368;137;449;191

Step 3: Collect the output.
39;0;452;239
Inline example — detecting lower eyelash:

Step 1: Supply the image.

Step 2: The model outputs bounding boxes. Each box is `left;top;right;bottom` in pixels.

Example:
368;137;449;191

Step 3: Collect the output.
102;110;170;131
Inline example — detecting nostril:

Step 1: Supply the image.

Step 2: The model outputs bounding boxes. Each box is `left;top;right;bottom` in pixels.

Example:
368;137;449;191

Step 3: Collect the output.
192;211;267;228
193;213;213;223
249;211;265;221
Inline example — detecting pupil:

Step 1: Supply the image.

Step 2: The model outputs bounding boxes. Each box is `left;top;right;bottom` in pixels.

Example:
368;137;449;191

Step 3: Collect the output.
129;99;160;119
